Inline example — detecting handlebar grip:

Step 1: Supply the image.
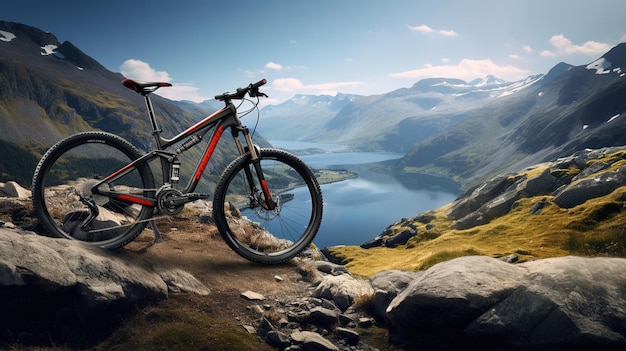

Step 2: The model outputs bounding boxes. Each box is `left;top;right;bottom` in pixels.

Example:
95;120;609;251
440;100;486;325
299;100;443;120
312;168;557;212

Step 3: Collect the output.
251;79;267;89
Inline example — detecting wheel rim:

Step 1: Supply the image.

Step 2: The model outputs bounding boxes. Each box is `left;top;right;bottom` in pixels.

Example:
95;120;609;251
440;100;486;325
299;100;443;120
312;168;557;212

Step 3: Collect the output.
220;154;321;259
38;139;151;245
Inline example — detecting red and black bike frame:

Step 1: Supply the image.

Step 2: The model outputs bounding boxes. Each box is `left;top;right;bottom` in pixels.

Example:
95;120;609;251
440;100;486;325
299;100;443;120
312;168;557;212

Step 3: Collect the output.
92;93;275;210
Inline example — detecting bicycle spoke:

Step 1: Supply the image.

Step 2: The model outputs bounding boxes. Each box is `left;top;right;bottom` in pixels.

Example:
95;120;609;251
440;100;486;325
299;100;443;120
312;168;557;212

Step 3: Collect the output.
214;148;323;264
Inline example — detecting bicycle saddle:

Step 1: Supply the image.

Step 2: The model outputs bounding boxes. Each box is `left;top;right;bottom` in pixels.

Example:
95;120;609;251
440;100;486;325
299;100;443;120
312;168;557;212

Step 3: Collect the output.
122;78;172;95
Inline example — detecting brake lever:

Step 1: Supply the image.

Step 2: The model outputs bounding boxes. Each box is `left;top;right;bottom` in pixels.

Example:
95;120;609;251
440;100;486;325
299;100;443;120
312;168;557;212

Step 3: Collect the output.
250;90;268;98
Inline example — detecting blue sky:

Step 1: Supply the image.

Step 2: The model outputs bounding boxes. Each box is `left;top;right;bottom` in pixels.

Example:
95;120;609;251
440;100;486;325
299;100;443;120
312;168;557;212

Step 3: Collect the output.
4;0;626;104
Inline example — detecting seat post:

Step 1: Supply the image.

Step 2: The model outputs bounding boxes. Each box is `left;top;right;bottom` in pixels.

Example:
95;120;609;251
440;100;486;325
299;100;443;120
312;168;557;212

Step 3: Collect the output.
143;95;163;148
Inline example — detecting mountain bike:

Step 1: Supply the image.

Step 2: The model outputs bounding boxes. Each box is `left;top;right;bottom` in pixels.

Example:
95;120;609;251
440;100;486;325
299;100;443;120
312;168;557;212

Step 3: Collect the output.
31;78;323;264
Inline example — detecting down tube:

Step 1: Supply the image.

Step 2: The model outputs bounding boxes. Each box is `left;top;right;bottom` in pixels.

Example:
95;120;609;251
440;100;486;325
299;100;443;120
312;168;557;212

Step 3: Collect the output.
186;124;225;192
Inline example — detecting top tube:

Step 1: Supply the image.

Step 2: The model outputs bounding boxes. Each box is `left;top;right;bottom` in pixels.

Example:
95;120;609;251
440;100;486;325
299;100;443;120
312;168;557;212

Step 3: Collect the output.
157;107;230;149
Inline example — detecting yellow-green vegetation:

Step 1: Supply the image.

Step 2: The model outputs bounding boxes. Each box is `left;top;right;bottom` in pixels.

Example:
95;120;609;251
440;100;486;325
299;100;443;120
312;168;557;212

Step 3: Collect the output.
57;79;130;111
329;150;626;278
315;169;357;185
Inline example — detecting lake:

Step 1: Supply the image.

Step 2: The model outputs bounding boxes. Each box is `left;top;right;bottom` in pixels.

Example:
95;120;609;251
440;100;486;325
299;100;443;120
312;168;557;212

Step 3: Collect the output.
270;141;462;248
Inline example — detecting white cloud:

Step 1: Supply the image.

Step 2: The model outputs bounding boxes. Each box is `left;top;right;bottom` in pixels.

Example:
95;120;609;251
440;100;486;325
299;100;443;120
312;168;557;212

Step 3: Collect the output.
509;54;522;60
439;29;458;37
265;62;283;70
408;24;434;33
272;78;304;92
271;78;364;95
119;59;209;102
119;59;172;82
539;50;557;57
408;24;458;37
541;34;612;57
152;84;211;103
523;45;533;53
389;58;531;82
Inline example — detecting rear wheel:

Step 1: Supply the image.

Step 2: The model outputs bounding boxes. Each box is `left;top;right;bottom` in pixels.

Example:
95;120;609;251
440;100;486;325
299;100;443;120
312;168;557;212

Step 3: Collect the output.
213;148;323;264
31;132;155;249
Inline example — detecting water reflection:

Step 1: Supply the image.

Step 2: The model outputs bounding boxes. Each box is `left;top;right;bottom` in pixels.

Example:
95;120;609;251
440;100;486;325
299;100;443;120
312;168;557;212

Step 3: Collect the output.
271;141;461;248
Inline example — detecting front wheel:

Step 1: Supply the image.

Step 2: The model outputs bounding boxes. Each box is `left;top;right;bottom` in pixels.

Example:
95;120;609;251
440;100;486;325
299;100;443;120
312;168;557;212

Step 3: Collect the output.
213;148;323;264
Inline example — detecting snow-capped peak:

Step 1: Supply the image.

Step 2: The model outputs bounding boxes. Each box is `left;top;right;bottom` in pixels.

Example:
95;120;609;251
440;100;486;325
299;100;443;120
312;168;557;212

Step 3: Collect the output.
470;75;507;87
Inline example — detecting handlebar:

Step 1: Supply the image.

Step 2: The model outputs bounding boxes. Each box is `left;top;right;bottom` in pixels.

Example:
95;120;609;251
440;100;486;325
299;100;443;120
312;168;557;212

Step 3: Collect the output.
215;79;268;102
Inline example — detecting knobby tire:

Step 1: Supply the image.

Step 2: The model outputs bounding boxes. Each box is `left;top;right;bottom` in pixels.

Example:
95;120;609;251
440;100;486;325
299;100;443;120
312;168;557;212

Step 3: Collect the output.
213;148;323;264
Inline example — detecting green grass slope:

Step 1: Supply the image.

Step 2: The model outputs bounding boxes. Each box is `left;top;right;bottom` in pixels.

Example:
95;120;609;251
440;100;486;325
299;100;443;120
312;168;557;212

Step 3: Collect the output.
330;150;626;278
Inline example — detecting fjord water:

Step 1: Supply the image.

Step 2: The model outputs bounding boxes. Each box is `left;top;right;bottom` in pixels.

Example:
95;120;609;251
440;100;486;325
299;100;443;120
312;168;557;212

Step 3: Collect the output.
270;141;462;248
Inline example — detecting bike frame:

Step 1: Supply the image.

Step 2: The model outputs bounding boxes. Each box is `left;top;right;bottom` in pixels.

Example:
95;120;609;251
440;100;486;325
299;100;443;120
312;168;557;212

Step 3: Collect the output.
91;94;271;208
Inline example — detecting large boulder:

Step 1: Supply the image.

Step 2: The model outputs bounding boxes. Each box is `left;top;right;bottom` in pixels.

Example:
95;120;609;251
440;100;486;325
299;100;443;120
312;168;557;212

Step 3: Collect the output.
0;181;31;198
0;228;208;347
313;273;375;311
384;255;626;350
466;256;626;349
369;269;421;320
386;256;525;348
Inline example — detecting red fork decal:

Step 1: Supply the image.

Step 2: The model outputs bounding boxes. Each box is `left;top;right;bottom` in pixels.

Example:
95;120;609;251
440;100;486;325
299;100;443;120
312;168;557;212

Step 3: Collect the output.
261;179;272;201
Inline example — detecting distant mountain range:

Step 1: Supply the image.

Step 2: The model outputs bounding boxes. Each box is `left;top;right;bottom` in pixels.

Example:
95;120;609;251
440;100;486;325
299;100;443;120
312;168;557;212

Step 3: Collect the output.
256;44;626;187
256;75;542;153
398;44;626;186
1;20;625;190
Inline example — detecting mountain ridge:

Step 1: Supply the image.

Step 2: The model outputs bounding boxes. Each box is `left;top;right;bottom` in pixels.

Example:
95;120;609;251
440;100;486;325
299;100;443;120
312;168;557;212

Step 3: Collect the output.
256;73;543;153
0;21;241;187
3;20;626;193
252;42;626;188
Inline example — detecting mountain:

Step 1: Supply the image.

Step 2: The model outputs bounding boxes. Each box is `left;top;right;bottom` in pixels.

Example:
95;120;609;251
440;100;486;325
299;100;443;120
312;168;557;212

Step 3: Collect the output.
258;74;541;152
396;43;626;187
255;93;362;142
0;21;237;186
171;100;221;121
4;20;626;194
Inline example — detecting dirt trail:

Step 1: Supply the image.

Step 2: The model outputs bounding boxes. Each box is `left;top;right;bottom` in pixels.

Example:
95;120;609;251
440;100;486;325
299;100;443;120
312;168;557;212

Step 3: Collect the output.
123;214;312;327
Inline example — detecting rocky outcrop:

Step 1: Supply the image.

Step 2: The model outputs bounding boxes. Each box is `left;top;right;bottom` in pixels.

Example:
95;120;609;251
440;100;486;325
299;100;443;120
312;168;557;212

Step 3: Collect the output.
250;261;379;351
0;227;209;347
447;147;626;228
382;255;626;350
249;254;626;351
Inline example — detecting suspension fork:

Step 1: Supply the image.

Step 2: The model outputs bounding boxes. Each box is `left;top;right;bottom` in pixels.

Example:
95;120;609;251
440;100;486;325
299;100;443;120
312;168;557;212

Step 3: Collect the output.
232;126;276;210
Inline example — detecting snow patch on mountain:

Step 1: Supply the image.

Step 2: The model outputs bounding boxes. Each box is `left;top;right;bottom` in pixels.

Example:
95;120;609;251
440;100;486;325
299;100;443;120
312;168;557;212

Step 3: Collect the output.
608;114;620;123
586;58;613;74
496;75;543;97
40;44;65;59
0;30;15;42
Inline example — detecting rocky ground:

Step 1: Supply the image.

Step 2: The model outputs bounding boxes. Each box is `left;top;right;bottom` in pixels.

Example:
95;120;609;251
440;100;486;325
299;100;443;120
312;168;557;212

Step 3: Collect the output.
0;195;392;351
